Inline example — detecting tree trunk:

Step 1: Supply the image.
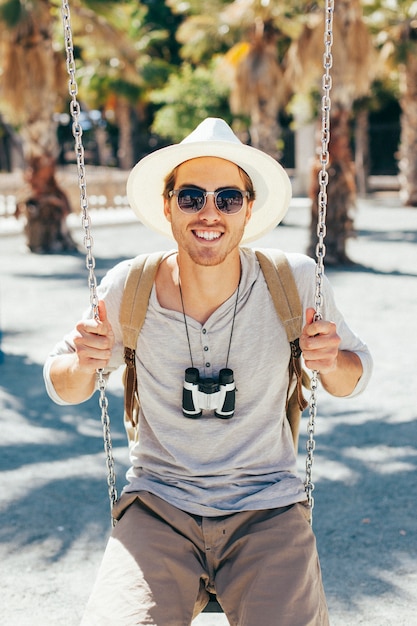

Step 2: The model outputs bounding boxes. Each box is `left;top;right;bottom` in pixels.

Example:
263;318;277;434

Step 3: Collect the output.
16;156;77;253
398;51;417;206
249;106;281;161
116;98;134;170
1;6;76;253
308;110;356;265
354;108;370;196
95;124;114;167
229;19;284;160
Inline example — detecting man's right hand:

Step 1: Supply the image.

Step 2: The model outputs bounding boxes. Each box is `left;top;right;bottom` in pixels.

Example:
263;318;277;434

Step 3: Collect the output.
73;300;115;373
49;300;115;404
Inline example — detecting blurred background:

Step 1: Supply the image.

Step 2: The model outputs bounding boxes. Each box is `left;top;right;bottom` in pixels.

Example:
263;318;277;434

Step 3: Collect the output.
0;0;416;262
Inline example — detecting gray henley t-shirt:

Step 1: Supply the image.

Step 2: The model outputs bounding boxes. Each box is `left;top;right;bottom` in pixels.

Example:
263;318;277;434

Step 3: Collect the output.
44;247;372;516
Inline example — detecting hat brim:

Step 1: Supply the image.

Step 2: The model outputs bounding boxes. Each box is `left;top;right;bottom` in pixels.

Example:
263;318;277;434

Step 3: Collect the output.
126;139;292;243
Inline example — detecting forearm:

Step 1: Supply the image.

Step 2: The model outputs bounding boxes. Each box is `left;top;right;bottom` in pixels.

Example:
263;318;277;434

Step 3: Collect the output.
319;350;363;397
49;353;98;404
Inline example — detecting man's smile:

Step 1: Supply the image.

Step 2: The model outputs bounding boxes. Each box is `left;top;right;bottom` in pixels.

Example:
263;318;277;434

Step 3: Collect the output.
193;230;223;241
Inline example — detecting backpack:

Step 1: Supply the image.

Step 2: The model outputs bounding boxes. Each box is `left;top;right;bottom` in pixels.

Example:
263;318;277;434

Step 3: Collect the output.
119;249;309;451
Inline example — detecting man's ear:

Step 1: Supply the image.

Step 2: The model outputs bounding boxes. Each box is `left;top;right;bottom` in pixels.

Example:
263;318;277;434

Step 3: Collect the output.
164;198;172;223
245;200;253;226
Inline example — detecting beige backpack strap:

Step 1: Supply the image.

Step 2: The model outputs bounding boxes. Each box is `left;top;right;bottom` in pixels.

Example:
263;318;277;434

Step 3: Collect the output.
255;249;302;342
120;251;167;428
255;249;309;449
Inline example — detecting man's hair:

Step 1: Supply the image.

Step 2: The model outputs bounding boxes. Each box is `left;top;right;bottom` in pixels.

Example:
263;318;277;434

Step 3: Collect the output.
163;163;256;201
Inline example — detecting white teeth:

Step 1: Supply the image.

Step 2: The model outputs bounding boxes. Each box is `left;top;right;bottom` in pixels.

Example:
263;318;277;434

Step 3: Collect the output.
195;230;221;240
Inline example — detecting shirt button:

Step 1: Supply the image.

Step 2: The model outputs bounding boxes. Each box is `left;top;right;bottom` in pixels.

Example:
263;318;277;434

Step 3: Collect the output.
206;362;210;368
204;346;209;351
202;328;207;334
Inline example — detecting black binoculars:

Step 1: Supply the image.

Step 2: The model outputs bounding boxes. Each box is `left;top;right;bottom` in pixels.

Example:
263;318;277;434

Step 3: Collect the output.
182;367;236;419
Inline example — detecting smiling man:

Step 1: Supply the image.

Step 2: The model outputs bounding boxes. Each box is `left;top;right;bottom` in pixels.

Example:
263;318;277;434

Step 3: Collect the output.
44;118;372;626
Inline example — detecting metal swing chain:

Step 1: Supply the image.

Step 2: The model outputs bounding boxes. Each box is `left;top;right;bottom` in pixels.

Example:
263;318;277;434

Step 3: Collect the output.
304;0;334;516
61;0;118;525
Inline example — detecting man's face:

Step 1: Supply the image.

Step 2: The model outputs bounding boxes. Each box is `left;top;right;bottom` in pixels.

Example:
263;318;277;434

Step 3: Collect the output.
164;157;253;267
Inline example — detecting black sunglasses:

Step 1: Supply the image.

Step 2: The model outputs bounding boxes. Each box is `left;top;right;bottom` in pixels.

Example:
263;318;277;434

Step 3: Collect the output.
169;187;250;215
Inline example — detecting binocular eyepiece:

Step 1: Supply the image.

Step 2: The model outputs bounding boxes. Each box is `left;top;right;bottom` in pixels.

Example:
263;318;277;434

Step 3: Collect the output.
182;367;236;419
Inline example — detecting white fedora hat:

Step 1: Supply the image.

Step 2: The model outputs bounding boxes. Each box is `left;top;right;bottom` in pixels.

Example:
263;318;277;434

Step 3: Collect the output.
126;117;292;243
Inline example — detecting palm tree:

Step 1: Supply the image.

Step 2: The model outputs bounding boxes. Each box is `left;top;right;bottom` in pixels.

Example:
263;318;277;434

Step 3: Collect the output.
0;0;170;251
0;0;77;252
167;0;285;149
223;17;286;158
286;0;376;264
70;1;180;168
364;0;417;206
398;39;417;205
172;0;374;263
220;0;299;157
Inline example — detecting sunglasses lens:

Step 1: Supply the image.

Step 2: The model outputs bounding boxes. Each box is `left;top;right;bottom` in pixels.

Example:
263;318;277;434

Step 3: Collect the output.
177;189;205;213
216;189;244;214
174;188;246;214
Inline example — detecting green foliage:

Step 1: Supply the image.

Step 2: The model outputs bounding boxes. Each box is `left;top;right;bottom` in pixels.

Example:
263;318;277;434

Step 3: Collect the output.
56;0;181;111
363;0;417;63
150;62;230;141
168;0;230;17
0;0;25;28
141;58;173;89
176;14;235;64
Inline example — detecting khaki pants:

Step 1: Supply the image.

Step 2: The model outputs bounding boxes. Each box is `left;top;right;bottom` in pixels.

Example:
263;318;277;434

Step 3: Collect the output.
81;492;329;626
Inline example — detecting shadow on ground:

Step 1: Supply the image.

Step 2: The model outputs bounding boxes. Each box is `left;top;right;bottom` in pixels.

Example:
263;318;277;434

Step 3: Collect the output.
298;402;417;612
0;351;128;562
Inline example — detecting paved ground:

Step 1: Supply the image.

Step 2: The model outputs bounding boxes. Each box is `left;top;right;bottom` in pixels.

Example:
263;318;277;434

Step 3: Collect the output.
1;194;416;625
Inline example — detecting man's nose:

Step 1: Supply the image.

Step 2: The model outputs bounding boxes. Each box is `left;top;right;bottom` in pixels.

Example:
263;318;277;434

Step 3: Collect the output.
198;193;220;220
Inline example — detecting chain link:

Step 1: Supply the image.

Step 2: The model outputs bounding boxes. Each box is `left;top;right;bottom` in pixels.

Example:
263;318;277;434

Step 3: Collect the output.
61;0;118;526
304;0;334;520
